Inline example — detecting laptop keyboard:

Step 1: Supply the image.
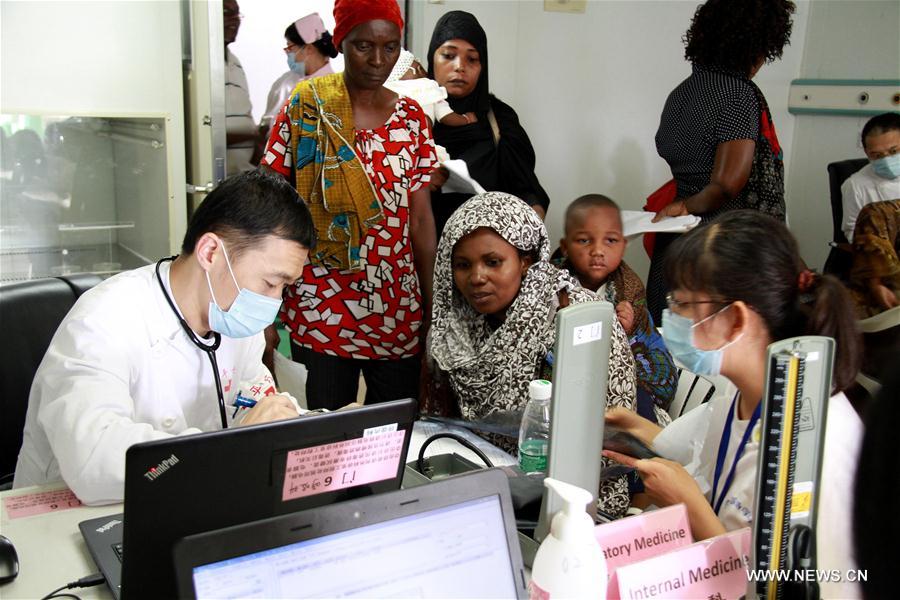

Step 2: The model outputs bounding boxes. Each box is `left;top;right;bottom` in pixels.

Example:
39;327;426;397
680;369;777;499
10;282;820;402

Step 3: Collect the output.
112;542;124;562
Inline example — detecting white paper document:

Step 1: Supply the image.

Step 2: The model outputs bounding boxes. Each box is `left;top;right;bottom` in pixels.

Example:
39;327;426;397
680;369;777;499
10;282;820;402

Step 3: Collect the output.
441;159;487;195
621;210;701;238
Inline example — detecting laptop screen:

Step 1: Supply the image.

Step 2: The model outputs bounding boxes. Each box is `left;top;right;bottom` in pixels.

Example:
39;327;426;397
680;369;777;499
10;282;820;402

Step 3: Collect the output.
191;495;518;599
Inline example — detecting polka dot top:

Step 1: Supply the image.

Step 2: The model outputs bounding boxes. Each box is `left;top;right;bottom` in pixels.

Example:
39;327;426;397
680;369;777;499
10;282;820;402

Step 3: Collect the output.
655;64;760;214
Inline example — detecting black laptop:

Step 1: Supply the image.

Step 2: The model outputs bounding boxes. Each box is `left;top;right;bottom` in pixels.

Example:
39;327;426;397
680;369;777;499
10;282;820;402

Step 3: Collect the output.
173;468;528;599
79;398;417;599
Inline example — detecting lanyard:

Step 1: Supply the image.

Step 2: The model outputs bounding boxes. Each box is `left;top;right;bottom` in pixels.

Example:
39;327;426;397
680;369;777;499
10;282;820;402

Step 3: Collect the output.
154;257;228;429
710;393;761;514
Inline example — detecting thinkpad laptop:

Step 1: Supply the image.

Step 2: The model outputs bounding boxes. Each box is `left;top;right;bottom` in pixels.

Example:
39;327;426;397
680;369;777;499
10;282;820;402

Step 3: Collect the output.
173;468;528;599
79;398;417;599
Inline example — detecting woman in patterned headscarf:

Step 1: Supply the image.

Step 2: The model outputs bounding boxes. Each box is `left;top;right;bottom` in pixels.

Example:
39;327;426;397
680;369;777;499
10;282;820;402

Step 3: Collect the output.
428;192;640;517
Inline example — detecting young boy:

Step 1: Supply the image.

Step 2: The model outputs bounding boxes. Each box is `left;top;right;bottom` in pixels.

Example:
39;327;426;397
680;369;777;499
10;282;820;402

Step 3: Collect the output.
558;194;678;416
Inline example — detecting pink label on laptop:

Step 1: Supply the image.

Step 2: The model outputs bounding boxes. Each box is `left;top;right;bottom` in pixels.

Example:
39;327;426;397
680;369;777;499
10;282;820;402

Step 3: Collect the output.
615;528;751;600
282;430;406;501
3;487;83;519
595;504;693;599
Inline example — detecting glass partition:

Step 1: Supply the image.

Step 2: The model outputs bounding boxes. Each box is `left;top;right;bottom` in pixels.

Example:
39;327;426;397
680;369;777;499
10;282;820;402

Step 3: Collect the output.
0;114;170;284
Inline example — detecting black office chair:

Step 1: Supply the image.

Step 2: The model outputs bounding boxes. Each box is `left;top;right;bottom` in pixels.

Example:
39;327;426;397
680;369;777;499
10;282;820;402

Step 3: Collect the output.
0;274;102;488
823;158;868;279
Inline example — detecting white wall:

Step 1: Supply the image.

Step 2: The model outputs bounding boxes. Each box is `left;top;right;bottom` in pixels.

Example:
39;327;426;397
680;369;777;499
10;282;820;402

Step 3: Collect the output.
230;0;343;124
1;1;183;116
408;0;809;279
786;0;900;270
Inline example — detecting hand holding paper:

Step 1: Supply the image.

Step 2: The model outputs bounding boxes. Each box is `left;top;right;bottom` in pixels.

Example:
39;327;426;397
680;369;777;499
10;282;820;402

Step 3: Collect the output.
621;210;701;238
440;159;487;195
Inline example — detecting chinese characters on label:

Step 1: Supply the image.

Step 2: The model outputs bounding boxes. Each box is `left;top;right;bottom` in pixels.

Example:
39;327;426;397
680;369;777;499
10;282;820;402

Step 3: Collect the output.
282;430;406;501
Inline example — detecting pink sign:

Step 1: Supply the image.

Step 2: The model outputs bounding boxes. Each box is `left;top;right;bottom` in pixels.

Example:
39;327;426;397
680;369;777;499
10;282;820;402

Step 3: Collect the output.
595;504;693;600
595;504;692;570
282;430;405;501
528;580;550;600
3;487;83;519
615;528;751;600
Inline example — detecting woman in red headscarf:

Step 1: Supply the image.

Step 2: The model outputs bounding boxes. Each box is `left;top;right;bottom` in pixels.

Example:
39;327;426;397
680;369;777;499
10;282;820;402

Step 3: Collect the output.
261;0;437;409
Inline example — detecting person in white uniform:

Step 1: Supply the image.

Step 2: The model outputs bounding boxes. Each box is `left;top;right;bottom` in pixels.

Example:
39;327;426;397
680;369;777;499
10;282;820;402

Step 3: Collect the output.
260;13;337;135
841;112;900;242
605;211;864;599
14;170;314;505
224;0;258;175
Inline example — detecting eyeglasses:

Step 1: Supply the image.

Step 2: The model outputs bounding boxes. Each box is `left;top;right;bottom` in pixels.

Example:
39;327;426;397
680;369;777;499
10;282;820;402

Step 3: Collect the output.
665;292;731;311
283;43;302;53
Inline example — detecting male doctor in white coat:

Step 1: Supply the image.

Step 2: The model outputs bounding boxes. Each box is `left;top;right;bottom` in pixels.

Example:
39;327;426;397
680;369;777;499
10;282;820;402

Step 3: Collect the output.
14;170;313;504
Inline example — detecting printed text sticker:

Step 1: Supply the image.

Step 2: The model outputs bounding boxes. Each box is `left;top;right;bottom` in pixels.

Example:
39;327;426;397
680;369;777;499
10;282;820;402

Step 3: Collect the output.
282;430;405;501
4;488;83;519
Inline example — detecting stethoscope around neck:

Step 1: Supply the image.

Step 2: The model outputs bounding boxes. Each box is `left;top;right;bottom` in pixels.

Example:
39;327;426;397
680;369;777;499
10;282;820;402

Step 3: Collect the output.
155;256;228;429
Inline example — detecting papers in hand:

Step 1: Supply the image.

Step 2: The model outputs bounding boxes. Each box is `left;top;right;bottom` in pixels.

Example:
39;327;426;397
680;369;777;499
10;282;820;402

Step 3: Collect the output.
621;210;701;239
441;159;486;195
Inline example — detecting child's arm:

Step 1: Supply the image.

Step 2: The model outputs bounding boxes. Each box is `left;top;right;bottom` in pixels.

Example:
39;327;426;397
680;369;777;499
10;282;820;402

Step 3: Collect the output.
615;301;636;335
438;111;477;127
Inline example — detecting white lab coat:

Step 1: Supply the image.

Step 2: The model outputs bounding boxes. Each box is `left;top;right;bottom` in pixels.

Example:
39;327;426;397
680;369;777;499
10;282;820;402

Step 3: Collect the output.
840;162;900;242
653;390;863;600
14;262;270;505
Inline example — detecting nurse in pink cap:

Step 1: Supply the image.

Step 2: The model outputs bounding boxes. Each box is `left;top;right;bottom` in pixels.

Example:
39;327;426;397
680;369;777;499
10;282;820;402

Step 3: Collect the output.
261;13;338;133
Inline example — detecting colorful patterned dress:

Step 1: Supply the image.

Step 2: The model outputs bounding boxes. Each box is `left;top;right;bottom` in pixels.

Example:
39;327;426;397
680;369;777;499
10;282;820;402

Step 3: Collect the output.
262;95;436;359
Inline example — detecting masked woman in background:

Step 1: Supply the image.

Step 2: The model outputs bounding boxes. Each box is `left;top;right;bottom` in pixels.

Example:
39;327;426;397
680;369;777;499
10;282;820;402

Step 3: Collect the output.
260;13;337;135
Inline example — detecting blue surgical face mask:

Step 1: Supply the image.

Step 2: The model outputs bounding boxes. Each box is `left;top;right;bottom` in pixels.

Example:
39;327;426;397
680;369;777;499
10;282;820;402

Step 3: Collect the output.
286;50;306;76
661;306;742;376
206;244;282;338
871;153;900;180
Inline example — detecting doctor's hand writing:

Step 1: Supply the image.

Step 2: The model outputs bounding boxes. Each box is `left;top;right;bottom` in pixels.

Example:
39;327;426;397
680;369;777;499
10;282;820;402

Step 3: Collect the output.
239;394;299;426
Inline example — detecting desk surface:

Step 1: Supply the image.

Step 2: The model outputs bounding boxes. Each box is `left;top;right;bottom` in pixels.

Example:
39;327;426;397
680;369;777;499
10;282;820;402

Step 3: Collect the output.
1;482;120;600
0;422;515;599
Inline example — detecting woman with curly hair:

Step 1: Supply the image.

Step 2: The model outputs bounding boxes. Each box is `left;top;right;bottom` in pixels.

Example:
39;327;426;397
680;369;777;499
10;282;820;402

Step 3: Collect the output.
646;0;795;323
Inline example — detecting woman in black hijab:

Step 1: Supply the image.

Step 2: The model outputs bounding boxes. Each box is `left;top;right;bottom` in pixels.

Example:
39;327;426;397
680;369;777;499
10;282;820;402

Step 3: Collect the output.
427;11;549;234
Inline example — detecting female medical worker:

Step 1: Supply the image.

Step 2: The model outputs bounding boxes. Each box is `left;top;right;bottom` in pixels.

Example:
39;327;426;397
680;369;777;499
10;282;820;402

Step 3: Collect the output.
14;170;314;505
260;13;338;136
606;211;863;600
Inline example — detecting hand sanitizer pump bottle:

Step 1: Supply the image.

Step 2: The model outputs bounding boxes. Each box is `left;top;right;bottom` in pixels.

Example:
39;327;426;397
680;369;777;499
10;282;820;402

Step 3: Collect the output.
529;478;607;599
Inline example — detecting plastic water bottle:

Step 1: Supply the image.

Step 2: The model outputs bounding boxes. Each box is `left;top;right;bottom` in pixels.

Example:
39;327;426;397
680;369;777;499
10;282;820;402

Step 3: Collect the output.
519;379;552;475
